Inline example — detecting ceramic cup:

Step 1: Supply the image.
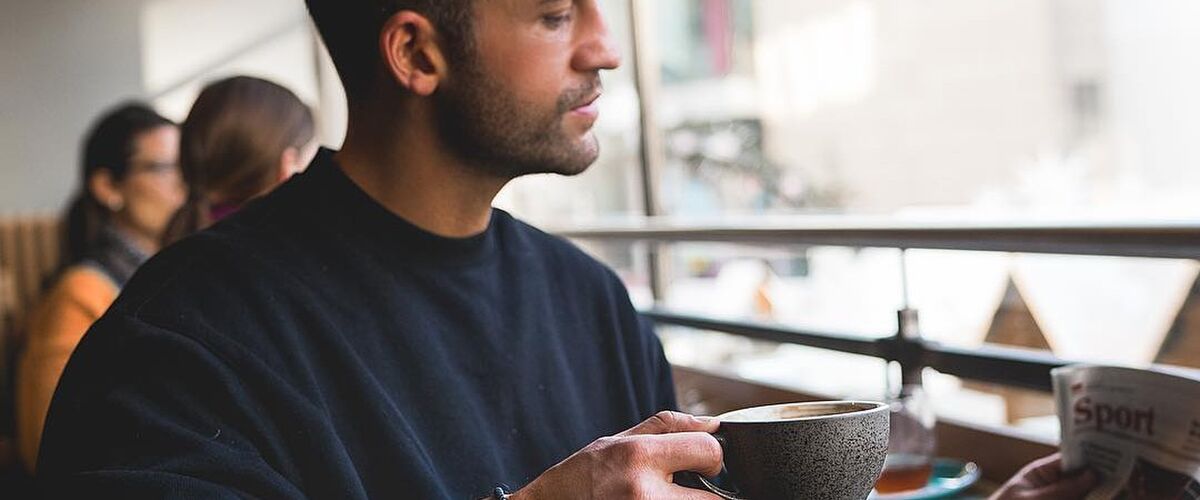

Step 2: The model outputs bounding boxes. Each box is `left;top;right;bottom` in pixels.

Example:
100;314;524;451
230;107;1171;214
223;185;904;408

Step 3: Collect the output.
698;401;890;500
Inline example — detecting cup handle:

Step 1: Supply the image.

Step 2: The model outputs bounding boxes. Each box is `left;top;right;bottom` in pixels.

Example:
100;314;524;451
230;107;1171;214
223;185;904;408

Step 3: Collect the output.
691;432;747;500
696;474;747;500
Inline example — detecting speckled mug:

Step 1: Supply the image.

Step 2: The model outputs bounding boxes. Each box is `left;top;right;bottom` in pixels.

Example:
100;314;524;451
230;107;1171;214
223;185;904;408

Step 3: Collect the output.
699;401;890;500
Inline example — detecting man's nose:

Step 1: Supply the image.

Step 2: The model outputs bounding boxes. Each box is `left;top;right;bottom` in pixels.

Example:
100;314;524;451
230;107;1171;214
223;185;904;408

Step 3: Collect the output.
573;3;622;72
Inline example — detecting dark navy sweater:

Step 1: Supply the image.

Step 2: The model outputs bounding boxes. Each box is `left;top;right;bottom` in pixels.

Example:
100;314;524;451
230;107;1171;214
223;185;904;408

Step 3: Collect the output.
37;150;676;499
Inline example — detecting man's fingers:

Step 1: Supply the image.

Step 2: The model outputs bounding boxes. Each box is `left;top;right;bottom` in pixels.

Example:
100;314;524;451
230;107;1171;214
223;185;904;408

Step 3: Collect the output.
638;432;724;477
619;411;720;437
1025;469;1097;500
1021;453;1064;485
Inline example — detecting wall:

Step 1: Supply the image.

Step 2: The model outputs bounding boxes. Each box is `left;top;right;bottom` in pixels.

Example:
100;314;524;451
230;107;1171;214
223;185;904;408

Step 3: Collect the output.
139;0;321;122
0;0;147;213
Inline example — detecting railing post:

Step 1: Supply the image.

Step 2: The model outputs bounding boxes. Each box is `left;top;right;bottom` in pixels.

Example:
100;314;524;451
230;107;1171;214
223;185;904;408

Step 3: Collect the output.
627;0;669;301
895;308;925;387
891;248;926;387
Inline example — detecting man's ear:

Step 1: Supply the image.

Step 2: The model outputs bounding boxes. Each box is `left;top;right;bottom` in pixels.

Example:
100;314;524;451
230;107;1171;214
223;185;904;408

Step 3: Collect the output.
380;11;447;97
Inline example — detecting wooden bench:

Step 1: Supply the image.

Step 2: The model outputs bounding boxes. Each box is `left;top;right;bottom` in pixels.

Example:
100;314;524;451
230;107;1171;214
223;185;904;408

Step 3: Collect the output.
0;214;61;347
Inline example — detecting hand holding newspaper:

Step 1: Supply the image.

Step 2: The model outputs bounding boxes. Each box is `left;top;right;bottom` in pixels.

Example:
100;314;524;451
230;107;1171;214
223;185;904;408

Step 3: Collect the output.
1053;365;1200;500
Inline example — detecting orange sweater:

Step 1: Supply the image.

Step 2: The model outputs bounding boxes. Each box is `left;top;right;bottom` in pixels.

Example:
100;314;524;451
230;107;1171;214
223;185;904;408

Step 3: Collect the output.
15;266;117;472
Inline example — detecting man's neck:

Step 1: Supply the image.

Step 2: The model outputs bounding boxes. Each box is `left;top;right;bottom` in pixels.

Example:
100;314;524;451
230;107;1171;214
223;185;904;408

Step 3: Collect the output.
334;110;509;239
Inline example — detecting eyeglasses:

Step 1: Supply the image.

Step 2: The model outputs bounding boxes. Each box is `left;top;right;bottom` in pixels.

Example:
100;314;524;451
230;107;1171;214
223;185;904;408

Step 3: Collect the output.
128;160;180;176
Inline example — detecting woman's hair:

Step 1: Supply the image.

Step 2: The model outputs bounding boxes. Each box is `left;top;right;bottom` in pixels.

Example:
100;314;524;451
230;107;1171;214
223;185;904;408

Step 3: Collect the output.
63;103;174;268
164;76;315;244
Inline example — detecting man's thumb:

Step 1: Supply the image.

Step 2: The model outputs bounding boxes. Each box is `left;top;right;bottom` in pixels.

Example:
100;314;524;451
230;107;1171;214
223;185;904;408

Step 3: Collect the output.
619;411;720;436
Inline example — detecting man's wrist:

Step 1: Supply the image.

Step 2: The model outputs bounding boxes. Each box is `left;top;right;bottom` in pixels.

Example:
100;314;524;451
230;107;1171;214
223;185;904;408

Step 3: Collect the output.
505;486;532;500
481;485;526;500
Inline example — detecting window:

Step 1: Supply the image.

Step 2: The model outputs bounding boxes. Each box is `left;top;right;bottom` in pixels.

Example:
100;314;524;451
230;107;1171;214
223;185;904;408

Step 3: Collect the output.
540;0;1200;441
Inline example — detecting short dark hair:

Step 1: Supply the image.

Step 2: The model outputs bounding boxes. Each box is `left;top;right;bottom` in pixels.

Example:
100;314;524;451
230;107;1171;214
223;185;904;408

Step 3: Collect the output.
305;0;475;102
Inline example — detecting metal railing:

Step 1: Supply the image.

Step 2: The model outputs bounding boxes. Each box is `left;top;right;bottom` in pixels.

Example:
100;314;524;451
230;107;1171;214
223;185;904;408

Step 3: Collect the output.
557;219;1200;259
556;219;1200;393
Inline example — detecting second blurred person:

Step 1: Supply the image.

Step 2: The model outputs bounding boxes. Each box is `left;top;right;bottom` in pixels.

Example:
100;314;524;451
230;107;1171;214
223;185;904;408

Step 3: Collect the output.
164;76;316;244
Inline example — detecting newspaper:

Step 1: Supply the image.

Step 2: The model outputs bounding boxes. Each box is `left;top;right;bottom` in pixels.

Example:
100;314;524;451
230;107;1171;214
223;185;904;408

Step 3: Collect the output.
1053;364;1200;500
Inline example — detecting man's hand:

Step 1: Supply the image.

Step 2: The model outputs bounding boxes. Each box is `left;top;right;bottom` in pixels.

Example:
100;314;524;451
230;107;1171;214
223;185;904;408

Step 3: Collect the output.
510;411;724;500
991;454;1097;500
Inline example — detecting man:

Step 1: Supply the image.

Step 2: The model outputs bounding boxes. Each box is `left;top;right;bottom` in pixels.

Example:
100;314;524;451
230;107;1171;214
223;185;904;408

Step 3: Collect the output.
38;1;723;498
37;1;1100;499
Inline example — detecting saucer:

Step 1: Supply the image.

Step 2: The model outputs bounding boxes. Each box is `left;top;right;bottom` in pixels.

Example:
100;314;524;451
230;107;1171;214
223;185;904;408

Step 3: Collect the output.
869;458;982;499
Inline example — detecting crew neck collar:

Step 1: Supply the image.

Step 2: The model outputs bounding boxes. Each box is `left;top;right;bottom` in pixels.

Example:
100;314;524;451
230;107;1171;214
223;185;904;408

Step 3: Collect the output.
305;148;500;265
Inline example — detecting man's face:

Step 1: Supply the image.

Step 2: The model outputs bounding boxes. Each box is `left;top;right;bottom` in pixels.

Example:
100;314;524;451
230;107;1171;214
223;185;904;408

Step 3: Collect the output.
435;0;621;179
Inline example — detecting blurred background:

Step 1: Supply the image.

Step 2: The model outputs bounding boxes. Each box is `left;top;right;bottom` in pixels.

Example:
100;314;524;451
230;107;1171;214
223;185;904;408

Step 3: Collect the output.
2;0;1199;447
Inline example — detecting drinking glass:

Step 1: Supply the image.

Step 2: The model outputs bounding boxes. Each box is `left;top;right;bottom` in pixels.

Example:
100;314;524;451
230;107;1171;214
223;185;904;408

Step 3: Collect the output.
875;384;937;493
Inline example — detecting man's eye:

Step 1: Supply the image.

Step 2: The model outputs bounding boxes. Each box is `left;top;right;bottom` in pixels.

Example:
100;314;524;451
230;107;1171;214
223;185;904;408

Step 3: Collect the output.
542;13;572;28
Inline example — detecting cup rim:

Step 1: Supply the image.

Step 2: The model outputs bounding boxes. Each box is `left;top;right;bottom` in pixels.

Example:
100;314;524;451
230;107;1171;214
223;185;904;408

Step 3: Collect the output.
716;400;889;424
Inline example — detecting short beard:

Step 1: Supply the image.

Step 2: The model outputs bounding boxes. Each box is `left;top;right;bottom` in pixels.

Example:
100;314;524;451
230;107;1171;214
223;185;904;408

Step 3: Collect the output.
434;52;601;180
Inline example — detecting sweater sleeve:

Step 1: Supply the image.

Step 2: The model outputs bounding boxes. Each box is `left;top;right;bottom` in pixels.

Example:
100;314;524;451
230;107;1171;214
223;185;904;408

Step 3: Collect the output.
605;266;678;416
641;315;679;413
14;267;116;472
36;313;309;499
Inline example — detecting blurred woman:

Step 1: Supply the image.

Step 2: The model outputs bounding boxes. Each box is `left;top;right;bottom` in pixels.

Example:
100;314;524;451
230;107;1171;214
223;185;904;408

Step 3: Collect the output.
15;103;184;471
163;76;316;243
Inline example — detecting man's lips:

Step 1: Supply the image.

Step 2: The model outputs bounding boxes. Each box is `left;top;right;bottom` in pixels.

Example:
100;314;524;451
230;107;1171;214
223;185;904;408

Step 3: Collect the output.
570;93;602;118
